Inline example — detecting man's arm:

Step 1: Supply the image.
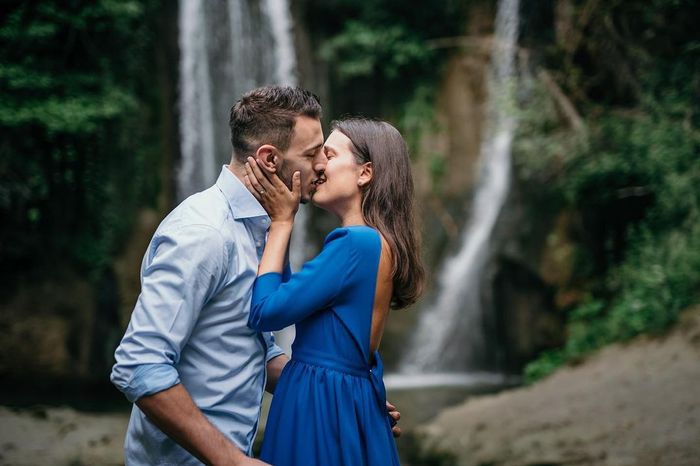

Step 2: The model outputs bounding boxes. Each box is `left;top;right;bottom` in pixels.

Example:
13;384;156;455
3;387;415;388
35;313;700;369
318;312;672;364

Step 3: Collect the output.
265;353;289;394
136;384;267;466
111;226;267;464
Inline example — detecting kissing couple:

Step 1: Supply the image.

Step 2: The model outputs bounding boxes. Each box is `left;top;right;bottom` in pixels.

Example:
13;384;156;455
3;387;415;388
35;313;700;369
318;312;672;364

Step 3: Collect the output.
111;85;425;465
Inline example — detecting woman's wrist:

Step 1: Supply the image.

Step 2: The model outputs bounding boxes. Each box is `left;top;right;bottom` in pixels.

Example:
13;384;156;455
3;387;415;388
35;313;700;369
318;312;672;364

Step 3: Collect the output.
270;219;294;230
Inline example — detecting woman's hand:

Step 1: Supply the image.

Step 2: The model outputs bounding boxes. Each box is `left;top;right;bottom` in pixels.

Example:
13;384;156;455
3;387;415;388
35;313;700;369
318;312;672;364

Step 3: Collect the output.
244;157;301;224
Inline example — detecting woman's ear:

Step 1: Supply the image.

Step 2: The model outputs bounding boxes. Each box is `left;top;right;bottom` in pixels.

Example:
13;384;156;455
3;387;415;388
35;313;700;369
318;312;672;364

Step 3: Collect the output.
254;145;279;174
358;162;373;188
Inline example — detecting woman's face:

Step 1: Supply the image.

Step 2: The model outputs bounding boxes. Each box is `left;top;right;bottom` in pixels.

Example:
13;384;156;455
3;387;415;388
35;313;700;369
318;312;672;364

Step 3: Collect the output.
312;130;365;211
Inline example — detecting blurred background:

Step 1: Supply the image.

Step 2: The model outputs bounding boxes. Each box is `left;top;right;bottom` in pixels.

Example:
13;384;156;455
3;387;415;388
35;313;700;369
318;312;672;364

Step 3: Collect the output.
1;0;699;465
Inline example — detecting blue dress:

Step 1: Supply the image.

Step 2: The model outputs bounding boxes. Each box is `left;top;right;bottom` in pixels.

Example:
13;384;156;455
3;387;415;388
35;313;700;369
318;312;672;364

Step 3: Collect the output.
249;226;400;466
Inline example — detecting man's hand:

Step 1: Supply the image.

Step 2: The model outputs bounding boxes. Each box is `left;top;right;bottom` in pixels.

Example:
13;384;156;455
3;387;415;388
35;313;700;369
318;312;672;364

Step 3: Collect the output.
265;354;290;394
137;384;259;465
386;401;401;438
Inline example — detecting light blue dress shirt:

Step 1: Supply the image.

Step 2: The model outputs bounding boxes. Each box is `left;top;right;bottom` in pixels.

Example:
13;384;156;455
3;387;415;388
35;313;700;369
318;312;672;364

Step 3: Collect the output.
111;166;284;465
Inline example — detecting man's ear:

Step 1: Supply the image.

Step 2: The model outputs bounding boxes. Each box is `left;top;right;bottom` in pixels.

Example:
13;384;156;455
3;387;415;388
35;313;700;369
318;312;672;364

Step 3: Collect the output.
358;162;373;188
254;145;279;173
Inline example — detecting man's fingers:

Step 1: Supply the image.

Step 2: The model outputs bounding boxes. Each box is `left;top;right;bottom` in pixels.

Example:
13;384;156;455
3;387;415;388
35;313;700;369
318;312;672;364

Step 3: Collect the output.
389;410;401;421
392;426;402;438
386;401;397;412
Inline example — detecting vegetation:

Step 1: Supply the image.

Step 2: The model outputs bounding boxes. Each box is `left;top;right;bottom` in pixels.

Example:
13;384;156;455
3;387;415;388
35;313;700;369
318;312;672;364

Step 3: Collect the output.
303;0;467;151
515;0;700;380
0;1;168;290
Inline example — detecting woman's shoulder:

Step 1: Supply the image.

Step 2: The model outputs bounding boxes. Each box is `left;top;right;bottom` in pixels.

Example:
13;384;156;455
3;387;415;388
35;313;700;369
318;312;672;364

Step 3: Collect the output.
324;226;381;252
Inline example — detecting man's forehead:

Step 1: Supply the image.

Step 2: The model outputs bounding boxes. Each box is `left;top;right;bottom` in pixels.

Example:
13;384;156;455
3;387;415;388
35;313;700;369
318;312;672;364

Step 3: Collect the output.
292;116;323;150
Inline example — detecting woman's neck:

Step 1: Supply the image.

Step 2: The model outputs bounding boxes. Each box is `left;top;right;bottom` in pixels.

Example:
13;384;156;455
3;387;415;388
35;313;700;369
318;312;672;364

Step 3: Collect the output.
338;204;366;227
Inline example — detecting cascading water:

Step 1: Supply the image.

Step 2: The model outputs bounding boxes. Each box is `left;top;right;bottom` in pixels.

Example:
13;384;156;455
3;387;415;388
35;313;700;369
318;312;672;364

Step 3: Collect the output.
178;0;216;201
179;0;274;200
178;0;304;353
392;0;520;387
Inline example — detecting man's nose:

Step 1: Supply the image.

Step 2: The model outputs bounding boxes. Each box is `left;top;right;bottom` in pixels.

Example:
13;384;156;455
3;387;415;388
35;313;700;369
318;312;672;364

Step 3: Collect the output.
313;151;328;174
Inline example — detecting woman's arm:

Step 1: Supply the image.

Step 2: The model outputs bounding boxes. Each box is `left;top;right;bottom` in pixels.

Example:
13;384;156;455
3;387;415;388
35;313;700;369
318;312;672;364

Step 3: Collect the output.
249;229;352;331
243;157;300;275
243;158;353;330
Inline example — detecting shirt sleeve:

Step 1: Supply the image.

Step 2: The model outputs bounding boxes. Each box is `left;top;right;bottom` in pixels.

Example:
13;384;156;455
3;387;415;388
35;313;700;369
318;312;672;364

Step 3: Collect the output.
263;332;285;362
110;224;227;402
248;228;352;332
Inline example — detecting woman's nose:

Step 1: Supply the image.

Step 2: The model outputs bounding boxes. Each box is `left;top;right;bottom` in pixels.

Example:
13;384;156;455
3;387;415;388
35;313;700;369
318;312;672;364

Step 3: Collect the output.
313;152;328;173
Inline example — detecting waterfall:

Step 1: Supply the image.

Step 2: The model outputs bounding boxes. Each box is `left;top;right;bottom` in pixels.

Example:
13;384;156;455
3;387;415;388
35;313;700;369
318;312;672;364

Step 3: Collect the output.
177;0;298;200
178;0;304;353
399;0;520;377
177;0;216;201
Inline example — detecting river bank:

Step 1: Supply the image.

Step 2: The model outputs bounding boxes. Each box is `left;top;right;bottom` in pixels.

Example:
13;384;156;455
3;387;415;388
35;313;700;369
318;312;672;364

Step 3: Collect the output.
0;406;128;466
420;307;700;466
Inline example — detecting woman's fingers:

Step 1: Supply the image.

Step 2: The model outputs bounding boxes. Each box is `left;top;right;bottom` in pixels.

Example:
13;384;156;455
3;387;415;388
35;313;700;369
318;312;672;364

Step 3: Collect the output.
243;174;262;201
244;161;266;196
247;157;275;192
291;171;301;201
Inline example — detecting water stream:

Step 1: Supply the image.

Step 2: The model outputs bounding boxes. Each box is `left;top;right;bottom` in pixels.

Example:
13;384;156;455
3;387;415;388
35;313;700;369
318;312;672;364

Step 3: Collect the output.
398;0;521;383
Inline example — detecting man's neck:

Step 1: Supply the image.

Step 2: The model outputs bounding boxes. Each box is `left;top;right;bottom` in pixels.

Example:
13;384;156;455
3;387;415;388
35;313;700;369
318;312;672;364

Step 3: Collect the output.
226;162;248;184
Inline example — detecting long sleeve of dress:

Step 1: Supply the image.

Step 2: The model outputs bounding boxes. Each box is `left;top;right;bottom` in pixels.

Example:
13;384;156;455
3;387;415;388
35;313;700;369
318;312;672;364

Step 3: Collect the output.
249;228;353;332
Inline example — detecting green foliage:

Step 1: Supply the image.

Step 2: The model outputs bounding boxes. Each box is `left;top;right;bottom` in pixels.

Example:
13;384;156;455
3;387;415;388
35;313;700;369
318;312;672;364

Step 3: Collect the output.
517;0;700;380
522;99;700;379
0;1;166;286
320;21;432;82
527;221;700;382
306;0;468;128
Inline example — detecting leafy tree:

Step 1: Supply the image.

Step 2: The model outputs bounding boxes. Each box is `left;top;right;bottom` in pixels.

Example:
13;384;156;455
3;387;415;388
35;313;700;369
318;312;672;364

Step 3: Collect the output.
0;1;167;291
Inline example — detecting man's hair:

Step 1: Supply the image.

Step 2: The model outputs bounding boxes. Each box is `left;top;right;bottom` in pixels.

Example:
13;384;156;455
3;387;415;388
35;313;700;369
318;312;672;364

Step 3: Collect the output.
229;86;322;162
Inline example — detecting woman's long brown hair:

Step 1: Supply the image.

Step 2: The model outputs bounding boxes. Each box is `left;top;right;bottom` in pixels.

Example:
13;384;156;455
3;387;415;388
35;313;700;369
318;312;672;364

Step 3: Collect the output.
332;118;426;309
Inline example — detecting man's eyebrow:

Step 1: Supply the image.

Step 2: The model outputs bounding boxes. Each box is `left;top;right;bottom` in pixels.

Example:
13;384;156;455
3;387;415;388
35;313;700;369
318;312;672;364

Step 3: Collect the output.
303;142;324;153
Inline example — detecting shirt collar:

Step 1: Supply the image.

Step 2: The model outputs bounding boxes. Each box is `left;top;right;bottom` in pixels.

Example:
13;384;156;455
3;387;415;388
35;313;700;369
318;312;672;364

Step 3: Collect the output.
216;165;269;220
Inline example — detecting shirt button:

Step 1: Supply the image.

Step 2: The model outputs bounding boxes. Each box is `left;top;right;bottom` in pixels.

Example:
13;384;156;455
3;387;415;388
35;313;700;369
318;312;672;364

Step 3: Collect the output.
261;218;270;226
256;240;262;247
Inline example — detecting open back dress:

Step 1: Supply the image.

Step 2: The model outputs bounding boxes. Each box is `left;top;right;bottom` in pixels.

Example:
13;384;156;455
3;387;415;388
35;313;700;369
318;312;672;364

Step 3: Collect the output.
248;226;400;466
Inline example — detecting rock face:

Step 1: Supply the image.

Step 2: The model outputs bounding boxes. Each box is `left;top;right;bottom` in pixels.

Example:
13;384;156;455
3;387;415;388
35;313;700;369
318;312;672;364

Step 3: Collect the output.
0;276;95;378
420;307;700;466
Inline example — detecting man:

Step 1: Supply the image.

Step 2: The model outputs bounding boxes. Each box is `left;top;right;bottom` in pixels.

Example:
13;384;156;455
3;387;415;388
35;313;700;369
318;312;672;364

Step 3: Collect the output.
111;86;399;466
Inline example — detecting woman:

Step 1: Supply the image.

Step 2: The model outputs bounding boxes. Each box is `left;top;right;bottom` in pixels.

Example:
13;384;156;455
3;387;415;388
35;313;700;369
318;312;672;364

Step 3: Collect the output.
244;118;425;465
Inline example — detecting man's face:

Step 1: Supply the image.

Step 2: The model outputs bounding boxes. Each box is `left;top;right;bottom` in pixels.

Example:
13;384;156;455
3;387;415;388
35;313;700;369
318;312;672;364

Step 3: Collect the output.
277;116;326;203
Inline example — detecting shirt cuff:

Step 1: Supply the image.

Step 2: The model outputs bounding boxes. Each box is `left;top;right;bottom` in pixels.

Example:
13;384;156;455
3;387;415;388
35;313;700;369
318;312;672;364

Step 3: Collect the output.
122;363;180;402
266;341;285;363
